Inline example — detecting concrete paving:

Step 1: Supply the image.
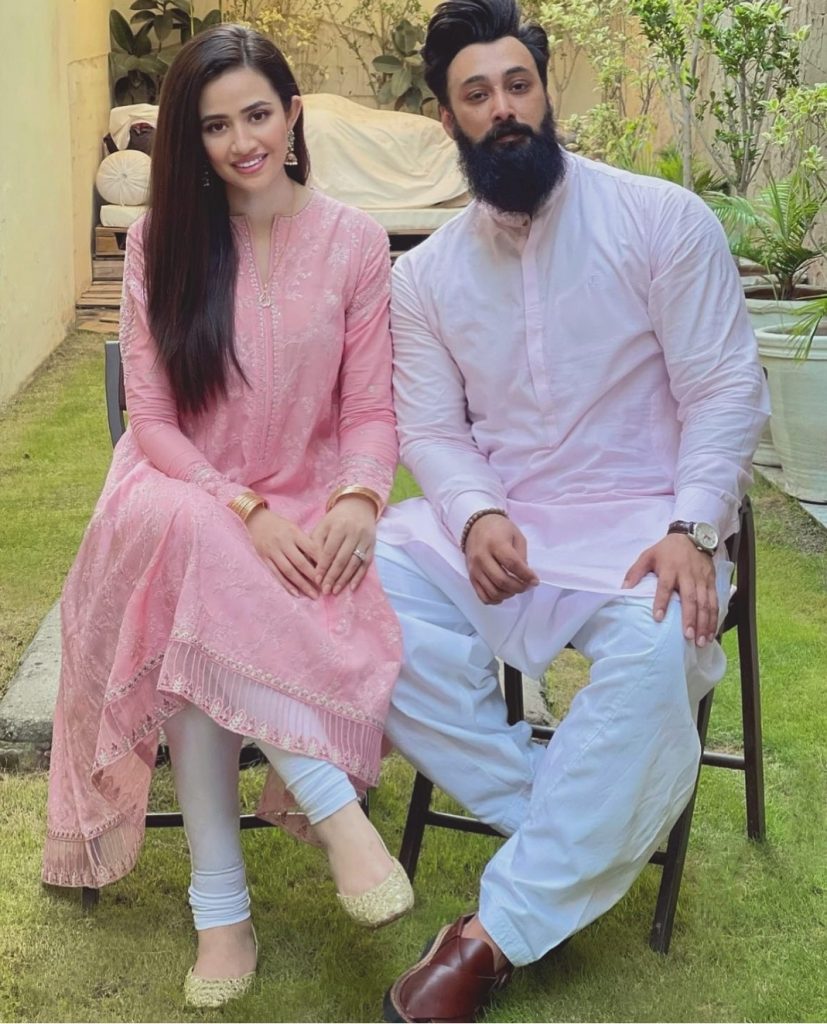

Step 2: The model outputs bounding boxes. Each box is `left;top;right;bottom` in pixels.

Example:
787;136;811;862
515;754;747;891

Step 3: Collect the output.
756;466;827;530
0;602;60;770
0;601;555;772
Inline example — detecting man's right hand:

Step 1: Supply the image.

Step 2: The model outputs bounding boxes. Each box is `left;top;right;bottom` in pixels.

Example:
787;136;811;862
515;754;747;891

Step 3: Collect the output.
464;514;539;605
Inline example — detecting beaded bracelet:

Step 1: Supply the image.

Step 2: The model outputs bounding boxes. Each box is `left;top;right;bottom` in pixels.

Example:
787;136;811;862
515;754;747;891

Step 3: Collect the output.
227;490;268;523
460;508;508;553
326;484;383;519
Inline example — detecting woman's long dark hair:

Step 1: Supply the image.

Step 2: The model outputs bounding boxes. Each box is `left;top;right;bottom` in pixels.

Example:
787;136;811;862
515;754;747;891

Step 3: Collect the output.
145;24;310;416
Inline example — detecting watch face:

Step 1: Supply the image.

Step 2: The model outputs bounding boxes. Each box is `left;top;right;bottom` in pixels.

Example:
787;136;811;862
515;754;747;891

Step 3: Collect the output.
694;523;719;551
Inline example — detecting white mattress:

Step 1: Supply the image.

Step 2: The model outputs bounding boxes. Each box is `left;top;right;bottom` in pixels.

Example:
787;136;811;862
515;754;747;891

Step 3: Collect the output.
100;204;146;228
101;202;463;234
101;95;469;235
364;206;464;232
303;94;467;211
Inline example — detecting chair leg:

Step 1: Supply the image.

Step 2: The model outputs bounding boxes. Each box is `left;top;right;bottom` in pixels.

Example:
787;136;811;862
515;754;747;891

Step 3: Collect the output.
649;690;714;954
398;772;435;882
738;609;765;841
81;886;100;911
503;663;525;724
735;498;766;841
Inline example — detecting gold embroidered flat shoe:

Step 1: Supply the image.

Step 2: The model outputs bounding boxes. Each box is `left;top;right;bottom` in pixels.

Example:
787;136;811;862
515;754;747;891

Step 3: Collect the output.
183;929;258;1008
337;856;414;929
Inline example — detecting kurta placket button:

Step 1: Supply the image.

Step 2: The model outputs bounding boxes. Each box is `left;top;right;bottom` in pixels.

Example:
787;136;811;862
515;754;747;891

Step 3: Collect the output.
521;223;553;443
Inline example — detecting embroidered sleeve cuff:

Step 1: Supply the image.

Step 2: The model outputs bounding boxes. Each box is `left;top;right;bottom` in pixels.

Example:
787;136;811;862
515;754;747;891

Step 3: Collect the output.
335;453;395;507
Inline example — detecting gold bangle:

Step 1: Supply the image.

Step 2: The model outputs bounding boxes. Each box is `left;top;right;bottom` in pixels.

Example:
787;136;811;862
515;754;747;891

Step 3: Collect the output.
228;490;268;523
326;484;383;519
460;507;508;553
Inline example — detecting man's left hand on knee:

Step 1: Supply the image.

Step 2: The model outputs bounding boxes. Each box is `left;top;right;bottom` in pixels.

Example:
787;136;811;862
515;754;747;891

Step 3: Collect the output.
623;534;718;646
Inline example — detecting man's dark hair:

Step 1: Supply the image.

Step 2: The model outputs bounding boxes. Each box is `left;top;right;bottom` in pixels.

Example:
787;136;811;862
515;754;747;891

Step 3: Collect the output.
422;0;550;108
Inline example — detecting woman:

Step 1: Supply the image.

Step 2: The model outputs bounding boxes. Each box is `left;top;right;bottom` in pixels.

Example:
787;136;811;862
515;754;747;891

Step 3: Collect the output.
43;24;412;1008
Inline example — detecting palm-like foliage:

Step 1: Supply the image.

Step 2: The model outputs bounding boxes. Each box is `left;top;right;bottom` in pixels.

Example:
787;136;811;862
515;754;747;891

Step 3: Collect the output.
789;295;827;359
625;144;729;194
705;174;826;300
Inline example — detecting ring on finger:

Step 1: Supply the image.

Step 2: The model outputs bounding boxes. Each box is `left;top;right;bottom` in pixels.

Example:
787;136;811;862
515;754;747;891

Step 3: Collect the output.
352;546;368;562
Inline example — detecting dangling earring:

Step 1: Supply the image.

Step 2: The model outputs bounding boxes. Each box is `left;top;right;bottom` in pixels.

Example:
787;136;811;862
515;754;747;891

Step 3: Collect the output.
201;165;211;188
284;128;298;167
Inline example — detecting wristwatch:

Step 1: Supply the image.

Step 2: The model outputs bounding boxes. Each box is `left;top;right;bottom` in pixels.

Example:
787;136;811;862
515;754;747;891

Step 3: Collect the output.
667;520;719;556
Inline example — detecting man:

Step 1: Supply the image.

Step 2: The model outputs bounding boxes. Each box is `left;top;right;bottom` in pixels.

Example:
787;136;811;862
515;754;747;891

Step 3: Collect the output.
373;0;769;1019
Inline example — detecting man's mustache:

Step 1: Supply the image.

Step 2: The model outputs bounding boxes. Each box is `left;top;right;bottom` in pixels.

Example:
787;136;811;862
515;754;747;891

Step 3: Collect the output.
483;120;536;145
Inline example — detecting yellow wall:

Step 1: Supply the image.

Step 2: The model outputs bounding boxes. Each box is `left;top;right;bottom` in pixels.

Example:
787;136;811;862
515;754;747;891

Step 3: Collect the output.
0;3;74;406
0;0;110;406
68;0;112;300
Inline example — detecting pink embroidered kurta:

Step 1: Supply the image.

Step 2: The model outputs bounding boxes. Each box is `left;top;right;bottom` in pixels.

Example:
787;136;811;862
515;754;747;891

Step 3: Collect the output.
43;190;402;889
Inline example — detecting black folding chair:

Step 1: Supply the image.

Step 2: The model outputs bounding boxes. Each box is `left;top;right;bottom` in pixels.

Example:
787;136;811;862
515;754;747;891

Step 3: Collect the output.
397;498;764;954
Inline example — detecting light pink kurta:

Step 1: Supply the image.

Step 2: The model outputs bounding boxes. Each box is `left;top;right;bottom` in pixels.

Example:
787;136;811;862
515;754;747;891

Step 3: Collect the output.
379;153;769;667
44;190;402;888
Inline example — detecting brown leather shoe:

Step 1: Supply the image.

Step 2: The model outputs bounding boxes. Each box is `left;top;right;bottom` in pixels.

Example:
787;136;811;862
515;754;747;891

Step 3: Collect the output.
383;913;514;1023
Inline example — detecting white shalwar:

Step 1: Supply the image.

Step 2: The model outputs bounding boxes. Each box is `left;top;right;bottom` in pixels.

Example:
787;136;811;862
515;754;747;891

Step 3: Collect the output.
376;152;769;965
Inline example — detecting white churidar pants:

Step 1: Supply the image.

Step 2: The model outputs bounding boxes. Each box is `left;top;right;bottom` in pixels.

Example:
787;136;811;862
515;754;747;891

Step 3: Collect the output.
163;704;358;931
375;540;731;967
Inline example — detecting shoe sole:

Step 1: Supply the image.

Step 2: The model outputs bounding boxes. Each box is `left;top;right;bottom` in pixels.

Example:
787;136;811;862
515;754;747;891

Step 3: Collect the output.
371;902;415;930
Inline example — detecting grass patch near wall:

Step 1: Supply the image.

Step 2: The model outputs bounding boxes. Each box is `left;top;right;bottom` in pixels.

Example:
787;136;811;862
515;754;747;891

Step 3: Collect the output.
0;331;111;698
0;335;825;1021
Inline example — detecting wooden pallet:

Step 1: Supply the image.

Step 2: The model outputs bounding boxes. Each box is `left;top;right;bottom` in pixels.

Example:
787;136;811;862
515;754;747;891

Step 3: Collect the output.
76;225;129;330
75;273;122;332
93;257;124;281
76;312;120;334
94;225;129;257
77;281;121;309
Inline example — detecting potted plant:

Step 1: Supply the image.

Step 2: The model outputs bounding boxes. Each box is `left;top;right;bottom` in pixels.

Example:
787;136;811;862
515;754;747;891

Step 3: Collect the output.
372;18;435;113
322;0;431;112
706;171;826;466
755;296;827;501
707;173;826;299
110;0;220;104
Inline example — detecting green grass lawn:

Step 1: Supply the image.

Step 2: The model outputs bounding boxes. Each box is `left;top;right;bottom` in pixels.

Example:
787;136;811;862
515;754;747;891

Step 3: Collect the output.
0;331;113;697
0;331;826;1022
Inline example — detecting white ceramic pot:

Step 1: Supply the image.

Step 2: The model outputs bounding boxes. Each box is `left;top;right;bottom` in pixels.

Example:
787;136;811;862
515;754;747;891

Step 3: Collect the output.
745;288;826;468
737;258;772;291
745;286;825;334
755;324;827;503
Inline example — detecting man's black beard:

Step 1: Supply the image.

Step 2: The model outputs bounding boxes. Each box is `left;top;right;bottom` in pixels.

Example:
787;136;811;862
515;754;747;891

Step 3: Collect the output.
454;108;566;216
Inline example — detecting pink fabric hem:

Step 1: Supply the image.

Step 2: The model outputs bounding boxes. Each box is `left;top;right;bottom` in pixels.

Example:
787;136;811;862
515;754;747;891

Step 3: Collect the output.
43;638;387;887
42;818;144;889
156;637;385;786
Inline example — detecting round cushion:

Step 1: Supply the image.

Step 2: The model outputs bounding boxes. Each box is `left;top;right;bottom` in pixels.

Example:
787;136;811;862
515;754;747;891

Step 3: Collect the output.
95;149;151;206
